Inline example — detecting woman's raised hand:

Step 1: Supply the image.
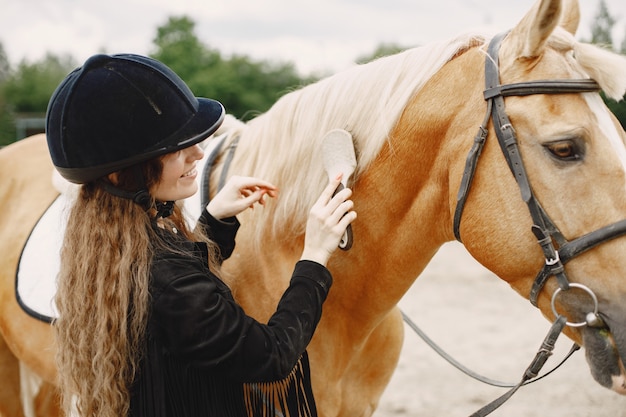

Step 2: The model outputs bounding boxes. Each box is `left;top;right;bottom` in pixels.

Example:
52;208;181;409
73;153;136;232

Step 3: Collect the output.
300;175;357;266
207;175;278;220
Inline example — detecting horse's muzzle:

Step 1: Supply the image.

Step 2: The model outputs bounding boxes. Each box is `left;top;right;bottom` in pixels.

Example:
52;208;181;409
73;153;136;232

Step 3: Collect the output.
582;308;626;394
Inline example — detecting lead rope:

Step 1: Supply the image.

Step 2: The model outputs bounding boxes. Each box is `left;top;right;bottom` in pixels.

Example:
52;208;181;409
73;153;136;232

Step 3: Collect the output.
469;316;568;417
401;311;579;388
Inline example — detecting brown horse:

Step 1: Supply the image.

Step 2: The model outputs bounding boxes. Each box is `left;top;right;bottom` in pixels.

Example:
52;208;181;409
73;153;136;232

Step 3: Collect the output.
2;0;626;415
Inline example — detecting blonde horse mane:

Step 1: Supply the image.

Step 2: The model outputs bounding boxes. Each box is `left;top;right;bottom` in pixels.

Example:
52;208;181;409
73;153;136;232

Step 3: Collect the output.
222;32;487;244
218;28;626;247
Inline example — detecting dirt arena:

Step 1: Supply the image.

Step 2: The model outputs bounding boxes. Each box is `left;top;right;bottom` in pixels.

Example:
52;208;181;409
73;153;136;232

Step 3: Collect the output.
375;242;626;417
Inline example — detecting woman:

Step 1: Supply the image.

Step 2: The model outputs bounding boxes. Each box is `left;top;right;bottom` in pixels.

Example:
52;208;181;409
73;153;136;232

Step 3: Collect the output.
46;54;356;417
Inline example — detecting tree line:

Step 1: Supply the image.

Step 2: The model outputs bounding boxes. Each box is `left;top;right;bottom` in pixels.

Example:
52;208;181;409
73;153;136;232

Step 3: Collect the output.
0;16;320;146
1;1;625;147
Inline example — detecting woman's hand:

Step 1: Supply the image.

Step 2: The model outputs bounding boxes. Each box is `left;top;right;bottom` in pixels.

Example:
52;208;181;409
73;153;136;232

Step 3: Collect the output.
207;175;278;220
300;175;357;266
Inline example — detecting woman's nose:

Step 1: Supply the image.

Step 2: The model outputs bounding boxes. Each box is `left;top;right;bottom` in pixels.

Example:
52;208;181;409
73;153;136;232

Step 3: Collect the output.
187;144;204;160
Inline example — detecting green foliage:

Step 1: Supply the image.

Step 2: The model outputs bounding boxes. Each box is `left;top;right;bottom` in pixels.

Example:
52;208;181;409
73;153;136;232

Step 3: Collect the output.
0;44;12;145
587;0;626;128
3;53;75;113
0;16;316;146
355;43;411;64
0;53;75;145
150;16;316;120
590;0;616;49
151;16;221;82
0;93;13;146
0;43;9;83
192;55;310;120
604;93;626;130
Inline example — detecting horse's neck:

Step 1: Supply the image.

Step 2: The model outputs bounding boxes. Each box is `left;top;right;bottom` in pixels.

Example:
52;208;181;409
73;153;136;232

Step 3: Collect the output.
325;48;488;320
219;46;486;326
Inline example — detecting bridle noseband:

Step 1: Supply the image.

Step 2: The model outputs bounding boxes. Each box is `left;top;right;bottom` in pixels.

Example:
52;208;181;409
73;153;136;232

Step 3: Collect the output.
450;32;626;416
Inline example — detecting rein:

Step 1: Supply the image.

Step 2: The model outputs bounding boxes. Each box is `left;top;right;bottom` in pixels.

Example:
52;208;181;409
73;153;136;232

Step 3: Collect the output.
441;31;626;416
200;132;241;210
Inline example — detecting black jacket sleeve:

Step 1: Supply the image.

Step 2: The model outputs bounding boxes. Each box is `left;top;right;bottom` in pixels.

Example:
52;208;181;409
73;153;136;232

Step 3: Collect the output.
195;209;239;260
150;257;332;383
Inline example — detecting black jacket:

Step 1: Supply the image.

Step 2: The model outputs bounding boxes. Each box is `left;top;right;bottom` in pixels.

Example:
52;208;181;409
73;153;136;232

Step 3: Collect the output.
129;210;332;416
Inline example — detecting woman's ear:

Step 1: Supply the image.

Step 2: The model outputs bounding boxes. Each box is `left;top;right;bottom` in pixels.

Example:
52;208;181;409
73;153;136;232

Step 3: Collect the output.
108;172;119;185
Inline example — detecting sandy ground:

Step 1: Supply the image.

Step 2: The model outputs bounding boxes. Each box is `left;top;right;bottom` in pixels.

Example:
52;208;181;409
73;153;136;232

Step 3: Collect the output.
374;242;626;417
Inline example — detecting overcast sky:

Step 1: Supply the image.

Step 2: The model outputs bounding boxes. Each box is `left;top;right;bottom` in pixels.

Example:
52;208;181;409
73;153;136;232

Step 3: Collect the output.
1;0;625;75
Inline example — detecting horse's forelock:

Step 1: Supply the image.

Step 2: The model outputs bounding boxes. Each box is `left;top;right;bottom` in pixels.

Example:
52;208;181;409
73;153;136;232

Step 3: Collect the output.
549;27;626;100
233;32;488;246
575;43;626;101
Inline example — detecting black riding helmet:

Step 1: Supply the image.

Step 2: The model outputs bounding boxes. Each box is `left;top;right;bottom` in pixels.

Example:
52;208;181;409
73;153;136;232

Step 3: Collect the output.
46;53;225;185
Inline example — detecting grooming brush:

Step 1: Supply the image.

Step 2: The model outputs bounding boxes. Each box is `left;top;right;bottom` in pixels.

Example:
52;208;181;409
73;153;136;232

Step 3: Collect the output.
321;128;357;250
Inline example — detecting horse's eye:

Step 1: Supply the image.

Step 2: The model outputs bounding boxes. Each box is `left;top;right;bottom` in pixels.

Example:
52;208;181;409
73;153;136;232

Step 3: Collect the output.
545;141;580;161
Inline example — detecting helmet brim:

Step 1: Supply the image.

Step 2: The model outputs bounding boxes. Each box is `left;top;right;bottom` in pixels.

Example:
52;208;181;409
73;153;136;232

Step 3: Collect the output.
55;98;225;183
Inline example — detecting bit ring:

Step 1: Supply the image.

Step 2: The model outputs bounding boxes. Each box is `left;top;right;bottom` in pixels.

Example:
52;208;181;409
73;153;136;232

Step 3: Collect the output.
551;283;599;328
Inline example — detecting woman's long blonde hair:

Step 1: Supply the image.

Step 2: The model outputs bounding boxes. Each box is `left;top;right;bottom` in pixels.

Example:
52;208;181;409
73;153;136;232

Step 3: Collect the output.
54;159;218;417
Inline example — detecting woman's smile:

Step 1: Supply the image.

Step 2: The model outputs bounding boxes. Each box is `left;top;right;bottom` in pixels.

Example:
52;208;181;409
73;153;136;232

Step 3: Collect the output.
153;145;204;201
181;167;197;179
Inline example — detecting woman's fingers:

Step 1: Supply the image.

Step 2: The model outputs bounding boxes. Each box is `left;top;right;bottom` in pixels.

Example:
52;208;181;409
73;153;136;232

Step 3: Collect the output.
300;175;357;265
317;185;352;223
208;176;278;219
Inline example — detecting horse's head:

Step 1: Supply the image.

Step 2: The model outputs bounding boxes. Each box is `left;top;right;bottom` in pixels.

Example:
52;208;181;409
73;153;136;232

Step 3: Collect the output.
455;0;626;394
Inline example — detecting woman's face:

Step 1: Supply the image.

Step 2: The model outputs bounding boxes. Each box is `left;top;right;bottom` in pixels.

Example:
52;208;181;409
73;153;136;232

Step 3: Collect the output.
152;144;204;202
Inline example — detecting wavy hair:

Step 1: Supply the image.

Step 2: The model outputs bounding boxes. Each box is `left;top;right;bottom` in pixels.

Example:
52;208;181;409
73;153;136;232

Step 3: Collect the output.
54;158;219;417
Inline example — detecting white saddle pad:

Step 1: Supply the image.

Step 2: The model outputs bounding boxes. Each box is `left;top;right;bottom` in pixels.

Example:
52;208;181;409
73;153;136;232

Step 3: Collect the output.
16;195;68;322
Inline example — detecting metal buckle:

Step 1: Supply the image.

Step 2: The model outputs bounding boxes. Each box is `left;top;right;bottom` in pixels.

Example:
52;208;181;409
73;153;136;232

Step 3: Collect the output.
545;250;560;266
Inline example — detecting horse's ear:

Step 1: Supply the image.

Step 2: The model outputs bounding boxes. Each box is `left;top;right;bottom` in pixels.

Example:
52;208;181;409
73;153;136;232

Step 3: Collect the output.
505;0;563;59
559;0;580;35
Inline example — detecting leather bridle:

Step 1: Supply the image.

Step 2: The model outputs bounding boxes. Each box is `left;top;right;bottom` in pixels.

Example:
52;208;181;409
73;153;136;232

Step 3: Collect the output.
454;31;626;316
451;31;626;416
